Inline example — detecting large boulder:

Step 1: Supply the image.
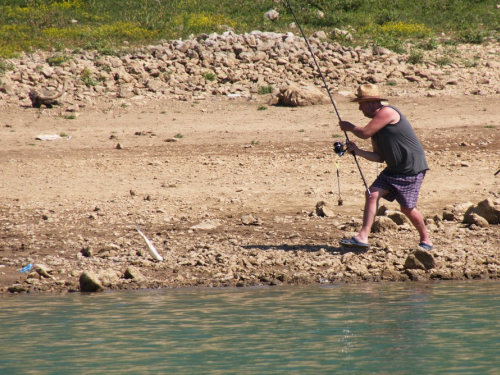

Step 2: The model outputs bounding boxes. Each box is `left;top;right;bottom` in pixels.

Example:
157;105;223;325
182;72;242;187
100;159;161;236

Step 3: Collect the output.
272;85;330;107
79;271;104;292
404;248;437;271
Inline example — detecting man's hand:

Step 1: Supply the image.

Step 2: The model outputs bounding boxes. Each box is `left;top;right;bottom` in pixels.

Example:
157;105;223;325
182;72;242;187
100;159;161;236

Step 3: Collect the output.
345;141;360;155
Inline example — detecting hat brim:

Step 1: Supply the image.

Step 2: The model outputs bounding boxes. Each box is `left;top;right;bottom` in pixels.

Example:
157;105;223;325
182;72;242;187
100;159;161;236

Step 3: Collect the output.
350;96;388;102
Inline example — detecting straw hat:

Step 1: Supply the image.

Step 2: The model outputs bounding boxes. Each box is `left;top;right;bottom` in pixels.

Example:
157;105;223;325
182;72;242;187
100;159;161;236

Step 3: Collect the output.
351;84;388;102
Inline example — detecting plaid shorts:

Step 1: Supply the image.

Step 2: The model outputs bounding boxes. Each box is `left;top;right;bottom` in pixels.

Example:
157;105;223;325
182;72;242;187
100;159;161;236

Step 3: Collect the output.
371;171;426;208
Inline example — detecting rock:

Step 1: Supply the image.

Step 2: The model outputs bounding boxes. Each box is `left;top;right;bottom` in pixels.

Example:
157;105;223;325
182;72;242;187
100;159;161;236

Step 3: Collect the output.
464;198;500;224
8;284;27;293
413;248;437;269
313;31;327;40
97;269;120;286
190;220;221;230
404;253;426;270
79;271;104;292
80;247;93;257
385;210;410;225
274;85;330;107
404;248;437;271
332;29;353;41
467;213;489;228
146;79;164;92
34;264;53;278
117;87;134;98
124;266;146;282
241;214;262;226
376;204;390;216
443;202;474;222
371;216;398;233
405;269;429;281
264;9;279;21
315;201;335;217
430;81;445;90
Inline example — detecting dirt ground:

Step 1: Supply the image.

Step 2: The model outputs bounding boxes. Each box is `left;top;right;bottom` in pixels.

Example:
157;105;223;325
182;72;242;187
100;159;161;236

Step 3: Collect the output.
1;89;500;292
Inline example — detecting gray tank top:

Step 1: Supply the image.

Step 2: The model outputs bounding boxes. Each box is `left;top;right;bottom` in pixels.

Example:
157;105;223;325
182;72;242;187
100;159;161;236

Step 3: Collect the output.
372;105;428;175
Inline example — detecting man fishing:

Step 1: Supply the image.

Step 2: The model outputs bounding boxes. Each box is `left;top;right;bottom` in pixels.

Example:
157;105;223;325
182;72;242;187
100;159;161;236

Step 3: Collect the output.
338;84;433;251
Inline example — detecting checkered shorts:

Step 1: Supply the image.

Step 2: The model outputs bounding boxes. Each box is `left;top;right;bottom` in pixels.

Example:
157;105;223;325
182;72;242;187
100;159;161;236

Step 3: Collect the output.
371;171;426;208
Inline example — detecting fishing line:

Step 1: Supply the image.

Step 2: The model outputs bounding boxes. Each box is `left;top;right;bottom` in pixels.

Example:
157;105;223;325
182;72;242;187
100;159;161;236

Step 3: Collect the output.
283;0;371;197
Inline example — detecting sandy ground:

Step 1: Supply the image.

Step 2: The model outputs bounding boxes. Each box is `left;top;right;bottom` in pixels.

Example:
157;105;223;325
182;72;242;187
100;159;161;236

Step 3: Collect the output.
1;90;500;291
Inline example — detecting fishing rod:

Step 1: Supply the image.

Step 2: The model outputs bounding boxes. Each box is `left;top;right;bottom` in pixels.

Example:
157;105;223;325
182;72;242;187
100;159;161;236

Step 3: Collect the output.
283;0;371;197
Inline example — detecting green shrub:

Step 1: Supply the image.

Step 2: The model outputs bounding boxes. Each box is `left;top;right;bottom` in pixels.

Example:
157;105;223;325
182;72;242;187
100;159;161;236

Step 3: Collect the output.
46;55;70;66
408;49;424;64
258;85;273;95
203;71;217;82
81;68;98;87
0;60;14;74
458;29;486;44
435;56;452;66
418;38;439;51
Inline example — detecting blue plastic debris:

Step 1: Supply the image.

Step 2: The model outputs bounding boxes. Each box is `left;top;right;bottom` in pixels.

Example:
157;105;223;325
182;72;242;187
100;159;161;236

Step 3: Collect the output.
19;264;34;273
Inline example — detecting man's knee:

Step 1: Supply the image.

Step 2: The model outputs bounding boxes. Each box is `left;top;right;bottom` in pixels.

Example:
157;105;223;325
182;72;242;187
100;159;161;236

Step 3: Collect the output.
400;206;416;216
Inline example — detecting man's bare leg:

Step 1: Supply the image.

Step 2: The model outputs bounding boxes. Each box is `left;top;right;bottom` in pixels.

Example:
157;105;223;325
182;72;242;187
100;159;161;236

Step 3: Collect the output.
354;187;387;244
400;206;432;247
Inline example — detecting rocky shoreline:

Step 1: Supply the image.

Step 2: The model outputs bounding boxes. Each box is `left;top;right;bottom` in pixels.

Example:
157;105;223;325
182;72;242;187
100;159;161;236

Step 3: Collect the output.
1;31;500;294
2;193;500;294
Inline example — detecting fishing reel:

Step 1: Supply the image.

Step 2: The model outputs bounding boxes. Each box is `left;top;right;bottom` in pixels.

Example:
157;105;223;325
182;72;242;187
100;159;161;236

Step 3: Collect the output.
333;141;346;157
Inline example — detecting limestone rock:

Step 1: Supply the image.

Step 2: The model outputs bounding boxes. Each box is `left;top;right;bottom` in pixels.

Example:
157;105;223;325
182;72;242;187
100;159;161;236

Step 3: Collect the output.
385;210;410;225
315;201;335;217
464;198;500;224
190;220;221;230
124;266;146;282
467;213;489;228
275;85;330;107
371;216;398;233
79;271;104;292
241;214;262;226
264;9;279;21
413;248;437;269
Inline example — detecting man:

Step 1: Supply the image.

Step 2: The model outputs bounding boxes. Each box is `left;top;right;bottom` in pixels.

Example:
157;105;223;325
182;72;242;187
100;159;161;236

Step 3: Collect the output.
338;84;433;251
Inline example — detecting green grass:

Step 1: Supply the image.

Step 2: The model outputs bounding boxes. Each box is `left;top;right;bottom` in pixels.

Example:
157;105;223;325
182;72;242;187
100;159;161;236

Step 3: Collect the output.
257;105;268;111
0;0;499;58
174;132;184;139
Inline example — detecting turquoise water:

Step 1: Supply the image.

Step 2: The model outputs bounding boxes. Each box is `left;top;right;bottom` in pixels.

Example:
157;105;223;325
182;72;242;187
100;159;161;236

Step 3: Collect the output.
1;281;500;374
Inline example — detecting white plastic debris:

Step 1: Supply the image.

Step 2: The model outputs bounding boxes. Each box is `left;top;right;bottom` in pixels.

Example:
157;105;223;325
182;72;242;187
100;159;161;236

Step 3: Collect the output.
135;226;163;261
36;134;61;141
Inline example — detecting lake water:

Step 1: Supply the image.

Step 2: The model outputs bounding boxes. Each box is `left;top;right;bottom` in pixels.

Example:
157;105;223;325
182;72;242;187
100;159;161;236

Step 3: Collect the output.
1;281;499;374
